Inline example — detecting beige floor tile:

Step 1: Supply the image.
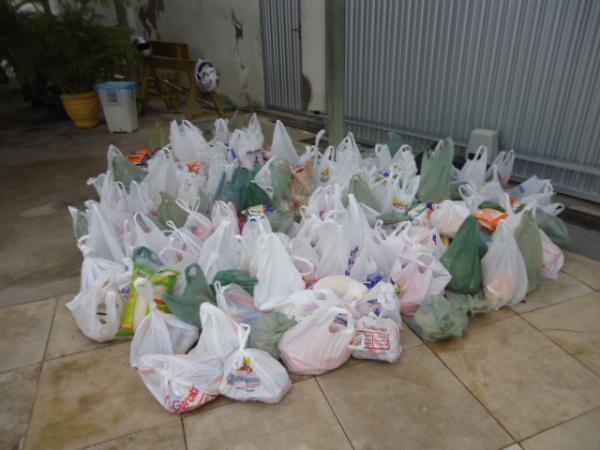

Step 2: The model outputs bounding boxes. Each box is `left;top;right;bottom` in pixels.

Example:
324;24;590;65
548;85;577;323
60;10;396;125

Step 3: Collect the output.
430;316;600;440
183;378;352;450
470;306;516;328
500;445;523;450
25;342;174;450
0;298;56;372
511;272;593;313
46;294;112;360
317;345;512;450
522;292;600;376
401;322;424;349
82;421;185;450
562;252;600;290
521;407;600;450
0;364;41;450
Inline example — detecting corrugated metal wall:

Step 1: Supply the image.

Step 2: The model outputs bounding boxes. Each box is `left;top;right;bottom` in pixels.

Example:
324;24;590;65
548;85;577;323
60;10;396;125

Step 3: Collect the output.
260;0;304;112
346;0;600;202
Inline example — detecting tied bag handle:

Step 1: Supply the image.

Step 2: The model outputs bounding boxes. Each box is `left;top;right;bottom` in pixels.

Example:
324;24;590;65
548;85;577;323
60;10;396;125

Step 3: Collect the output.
233;323;252;370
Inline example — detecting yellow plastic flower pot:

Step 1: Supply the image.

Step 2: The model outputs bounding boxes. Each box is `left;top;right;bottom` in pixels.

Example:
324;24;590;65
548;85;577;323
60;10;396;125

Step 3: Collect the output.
60;91;99;128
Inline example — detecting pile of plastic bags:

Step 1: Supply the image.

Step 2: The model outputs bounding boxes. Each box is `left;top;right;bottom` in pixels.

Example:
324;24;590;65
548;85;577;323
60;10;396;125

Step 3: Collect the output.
67;114;569;413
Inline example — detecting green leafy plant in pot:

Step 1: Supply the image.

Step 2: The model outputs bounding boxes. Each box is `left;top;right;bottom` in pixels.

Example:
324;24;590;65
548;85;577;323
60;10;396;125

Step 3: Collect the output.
27;2;136;127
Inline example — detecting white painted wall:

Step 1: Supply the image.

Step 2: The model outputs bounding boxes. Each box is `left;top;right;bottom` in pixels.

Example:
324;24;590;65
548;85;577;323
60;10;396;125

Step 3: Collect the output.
300;0;326;113
133;0;265;107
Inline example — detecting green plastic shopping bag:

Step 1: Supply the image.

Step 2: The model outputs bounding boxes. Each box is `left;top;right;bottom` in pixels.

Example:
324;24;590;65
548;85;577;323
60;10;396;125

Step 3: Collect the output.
440;216;482;294
211;269;258;295
535;206;570;246
515;210;544;294
409;295;469;342
248;311;297;359
240;182;271;211
349;174;381;212
417;138;455;203
164;263;214;329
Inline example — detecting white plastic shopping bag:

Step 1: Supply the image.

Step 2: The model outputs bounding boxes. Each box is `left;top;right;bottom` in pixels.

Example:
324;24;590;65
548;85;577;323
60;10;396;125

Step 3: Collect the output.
253;233;305;311
131;212;170;256
198;220;241;282
430;200;470;238
229;128;263;170
541;230;564;279
138;354;222;413
130;290;199;367
454;146;488;188
390;253;451;315
254;158;275;198
214;282;260;324
86;202;127;262
66;276;123;342
314;221;351;277
240;214;272;275
270;120;300;165
350;281;401;324
211;201;239;236
512;175;554;206
390;145;418;180
219;324;291;404
350;313;401;363
481;223;528;309
274;288;342;321
374;144;393;171
189;303;239;363
313;276;368;305
487;149;515;186
169;120;211;163
278;307;355;375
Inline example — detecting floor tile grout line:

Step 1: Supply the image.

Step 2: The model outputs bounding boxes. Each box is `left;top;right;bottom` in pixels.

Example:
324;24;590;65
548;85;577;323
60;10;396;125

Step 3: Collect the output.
561;268;600;292
517;314;600;380
0;290;78;311
314;376;356;450
516;405;600;444
44;340;124;363
510;287;597;316
424;341;519;443
0;360;41;377
181;414;189;450
21;295;59;450
72;418;182;450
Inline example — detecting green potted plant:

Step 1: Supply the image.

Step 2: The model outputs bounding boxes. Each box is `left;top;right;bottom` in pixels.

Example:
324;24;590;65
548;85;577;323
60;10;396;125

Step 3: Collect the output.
26;2;135;127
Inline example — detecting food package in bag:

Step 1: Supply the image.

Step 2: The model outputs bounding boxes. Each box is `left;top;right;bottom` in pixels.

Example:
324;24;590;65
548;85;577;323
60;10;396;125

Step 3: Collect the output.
481;223;528;309
278;307;355;375
430;200;470;238
313;276;368;305
350;313;401;363
220;324;291;404
541;230;563;279
214;282;260;324
130;282;200;368
188;303;240;363
350;281;401;324
391;253;451;316
138;354;222;413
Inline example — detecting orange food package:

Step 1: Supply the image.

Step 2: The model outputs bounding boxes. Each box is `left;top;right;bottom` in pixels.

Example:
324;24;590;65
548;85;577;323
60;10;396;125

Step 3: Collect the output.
474;208;509;231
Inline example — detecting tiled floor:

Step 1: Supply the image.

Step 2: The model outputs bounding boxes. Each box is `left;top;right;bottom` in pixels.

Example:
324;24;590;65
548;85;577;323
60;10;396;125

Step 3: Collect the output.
1;251;599;450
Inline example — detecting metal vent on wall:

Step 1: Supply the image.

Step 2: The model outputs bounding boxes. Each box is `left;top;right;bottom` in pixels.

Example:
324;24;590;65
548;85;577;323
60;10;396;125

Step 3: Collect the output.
260;0;304;113
345;0;600;202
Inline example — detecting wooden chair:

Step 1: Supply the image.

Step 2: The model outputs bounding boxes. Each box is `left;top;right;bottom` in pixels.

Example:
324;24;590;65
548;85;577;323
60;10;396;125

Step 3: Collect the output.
138;44;224;120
